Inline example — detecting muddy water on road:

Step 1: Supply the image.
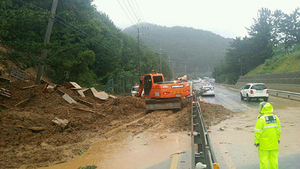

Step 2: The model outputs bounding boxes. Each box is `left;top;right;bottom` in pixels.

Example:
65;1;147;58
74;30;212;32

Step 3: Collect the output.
209;96;300;168
43;131;190;169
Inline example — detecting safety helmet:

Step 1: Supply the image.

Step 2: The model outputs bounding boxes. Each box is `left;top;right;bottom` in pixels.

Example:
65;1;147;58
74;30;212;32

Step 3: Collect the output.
259;102;273;114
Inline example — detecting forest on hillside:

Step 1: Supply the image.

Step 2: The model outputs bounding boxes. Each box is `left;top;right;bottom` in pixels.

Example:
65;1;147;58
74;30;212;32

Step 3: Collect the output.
0;0;173;91
123;24;232;76
213;7;300;84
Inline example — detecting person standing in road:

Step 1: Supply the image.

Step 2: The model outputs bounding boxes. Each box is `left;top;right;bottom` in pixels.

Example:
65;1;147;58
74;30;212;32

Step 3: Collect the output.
254;102;282;169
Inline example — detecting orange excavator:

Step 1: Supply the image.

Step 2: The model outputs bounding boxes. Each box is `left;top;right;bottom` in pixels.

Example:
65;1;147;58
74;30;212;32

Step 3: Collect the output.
137;71;191;111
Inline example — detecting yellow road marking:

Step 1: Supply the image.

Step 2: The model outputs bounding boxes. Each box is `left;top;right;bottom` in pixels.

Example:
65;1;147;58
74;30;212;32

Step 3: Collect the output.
170;153;179;169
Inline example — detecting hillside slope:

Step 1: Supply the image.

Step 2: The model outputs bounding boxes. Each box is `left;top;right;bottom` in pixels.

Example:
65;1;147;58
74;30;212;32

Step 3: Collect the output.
247;50;300;75
123;23;232;74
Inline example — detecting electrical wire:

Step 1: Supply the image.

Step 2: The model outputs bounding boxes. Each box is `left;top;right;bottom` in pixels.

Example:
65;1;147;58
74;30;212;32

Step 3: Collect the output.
121;0;138;24
117;0;137;28
129;0;147;28
126;0;140;23
133;0;147;27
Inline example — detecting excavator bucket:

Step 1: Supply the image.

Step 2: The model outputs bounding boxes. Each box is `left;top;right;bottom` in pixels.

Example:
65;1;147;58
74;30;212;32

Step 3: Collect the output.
145;97;183;111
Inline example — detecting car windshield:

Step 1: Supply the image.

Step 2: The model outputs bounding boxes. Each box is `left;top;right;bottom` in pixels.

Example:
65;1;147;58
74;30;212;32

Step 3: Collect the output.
203;86;213;90
251;84;267;90
132;87;139;91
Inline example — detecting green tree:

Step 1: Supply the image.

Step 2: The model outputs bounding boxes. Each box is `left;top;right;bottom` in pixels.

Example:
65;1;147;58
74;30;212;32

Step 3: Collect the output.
281;7;300;50
247;8;274;64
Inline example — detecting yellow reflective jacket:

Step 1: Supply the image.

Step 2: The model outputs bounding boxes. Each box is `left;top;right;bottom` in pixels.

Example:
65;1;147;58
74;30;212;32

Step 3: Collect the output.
254;103;281;150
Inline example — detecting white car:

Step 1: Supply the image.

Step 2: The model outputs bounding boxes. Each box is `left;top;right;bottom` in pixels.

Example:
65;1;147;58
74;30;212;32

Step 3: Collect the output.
201;85;215;96
240;83;269;102
131;86;139;96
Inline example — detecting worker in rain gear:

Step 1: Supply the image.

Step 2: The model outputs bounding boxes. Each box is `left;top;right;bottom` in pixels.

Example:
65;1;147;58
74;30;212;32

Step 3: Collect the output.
254;102;282;169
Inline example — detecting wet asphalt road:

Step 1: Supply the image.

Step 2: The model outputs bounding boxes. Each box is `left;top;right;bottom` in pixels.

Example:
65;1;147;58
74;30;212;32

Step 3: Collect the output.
146;83;300;169
194;83;300;169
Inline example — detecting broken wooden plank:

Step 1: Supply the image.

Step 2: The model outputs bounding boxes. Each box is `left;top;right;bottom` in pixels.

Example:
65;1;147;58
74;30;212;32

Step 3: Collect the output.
42;83;48;92
77;88;88;97
0;88;11;98
73;107;95;113
70;82;82;89
109;94;117;99
90;88;109;100
52;117;69;129
22;85;38;89
14;94;36;107
62;94;77;104
46;84;57;93
14;98;30;107
62;81;82;89
97;91;109;100
77;98;94;108
16;125;45;131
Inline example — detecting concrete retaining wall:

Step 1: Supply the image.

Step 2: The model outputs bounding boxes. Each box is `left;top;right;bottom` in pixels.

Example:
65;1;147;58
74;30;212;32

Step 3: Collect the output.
235;71;300;93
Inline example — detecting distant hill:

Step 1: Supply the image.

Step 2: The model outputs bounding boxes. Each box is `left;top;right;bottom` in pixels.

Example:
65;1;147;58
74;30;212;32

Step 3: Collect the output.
123;23;232;74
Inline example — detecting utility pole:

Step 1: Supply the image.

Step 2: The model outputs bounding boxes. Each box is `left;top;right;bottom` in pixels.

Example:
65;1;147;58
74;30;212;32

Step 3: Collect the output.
137;25;149;76
137;27;140;76
168;55;173;75
239;58;242;76
35;0;58;84
159;47;162;73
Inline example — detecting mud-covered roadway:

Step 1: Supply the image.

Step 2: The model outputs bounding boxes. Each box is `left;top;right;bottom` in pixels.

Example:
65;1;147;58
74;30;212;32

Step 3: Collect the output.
0;77;234;169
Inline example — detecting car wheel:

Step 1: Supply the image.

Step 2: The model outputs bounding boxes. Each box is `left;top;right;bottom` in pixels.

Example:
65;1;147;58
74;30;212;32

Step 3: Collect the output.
247;94;250;102
240;93;244;100
264;98;268;102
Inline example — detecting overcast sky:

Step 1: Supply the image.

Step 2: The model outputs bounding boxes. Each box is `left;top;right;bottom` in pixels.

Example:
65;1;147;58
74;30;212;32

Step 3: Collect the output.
93;0;300;38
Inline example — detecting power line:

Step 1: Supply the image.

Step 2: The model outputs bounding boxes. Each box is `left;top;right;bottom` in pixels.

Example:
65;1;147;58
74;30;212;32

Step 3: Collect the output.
133;0;147;25
121;0;138;24
129;0;147;28
117;0;137;28
126;0;140;23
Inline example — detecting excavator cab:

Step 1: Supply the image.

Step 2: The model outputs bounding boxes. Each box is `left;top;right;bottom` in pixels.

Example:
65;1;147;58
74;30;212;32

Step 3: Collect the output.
143;74;164;96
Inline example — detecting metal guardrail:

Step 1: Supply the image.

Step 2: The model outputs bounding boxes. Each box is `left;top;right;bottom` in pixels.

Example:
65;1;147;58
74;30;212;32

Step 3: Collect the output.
268;89;300;100
191;93;218;169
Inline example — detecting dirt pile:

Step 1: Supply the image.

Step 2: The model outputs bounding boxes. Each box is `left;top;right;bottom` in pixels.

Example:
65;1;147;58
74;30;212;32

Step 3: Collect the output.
200;101;232;127
0;75;147;168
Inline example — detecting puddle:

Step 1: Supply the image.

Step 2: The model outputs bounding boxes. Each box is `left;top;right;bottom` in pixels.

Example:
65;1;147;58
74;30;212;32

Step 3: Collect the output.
41;131;191;169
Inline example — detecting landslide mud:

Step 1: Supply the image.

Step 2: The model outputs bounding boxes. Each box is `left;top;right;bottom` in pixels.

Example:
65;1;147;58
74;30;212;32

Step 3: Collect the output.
0;74;233;168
